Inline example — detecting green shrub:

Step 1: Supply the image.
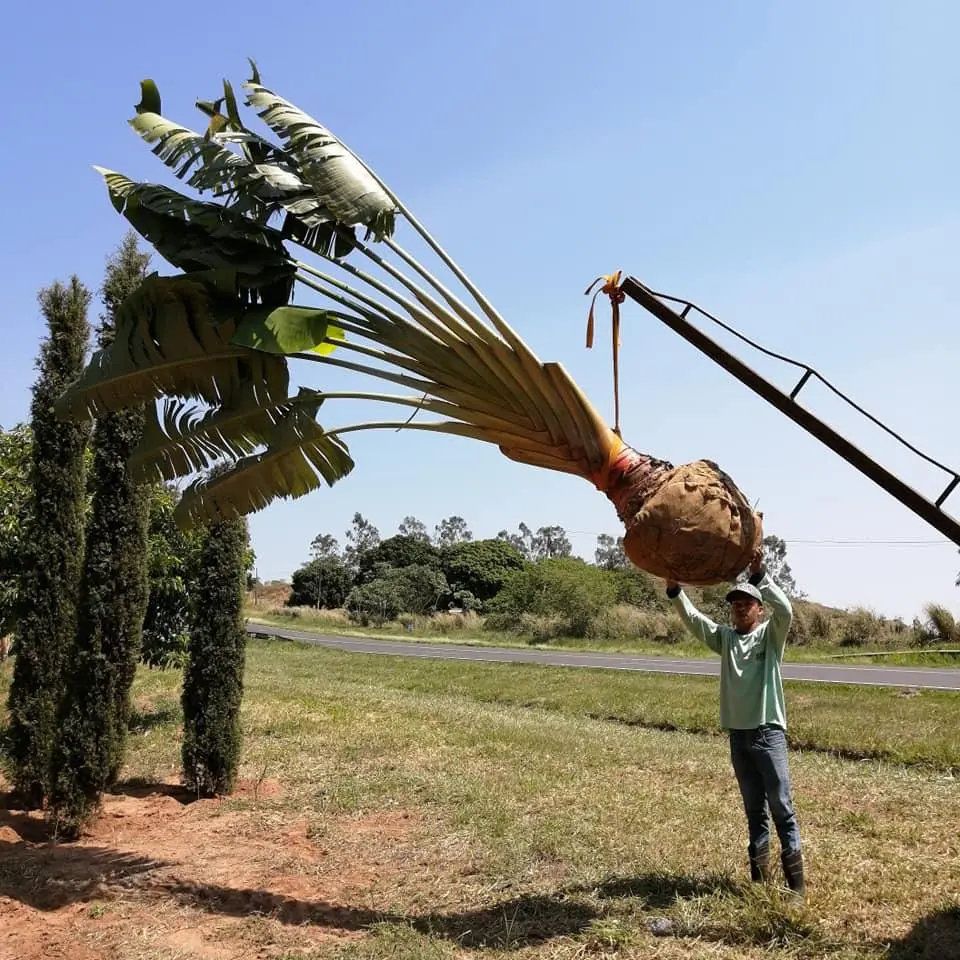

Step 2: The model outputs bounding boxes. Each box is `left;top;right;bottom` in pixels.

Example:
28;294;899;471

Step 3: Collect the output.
347;565;449;625
838;607;885;647
181;516;250;797
490;558;618;638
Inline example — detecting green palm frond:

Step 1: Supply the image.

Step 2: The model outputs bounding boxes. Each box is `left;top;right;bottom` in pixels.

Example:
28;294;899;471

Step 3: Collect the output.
131;386;328;484
173;389;354;527
129;110;333;227
243;81;396;238
95;168;295;302
55;271;291;420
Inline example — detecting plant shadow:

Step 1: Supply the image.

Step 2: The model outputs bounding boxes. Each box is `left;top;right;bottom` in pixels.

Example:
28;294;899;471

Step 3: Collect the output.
0;835;169;910
163;870;734;950
108;778;197;804
126;702;181;734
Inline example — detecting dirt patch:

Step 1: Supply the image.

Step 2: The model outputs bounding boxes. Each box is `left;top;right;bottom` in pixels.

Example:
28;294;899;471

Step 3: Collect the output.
0;779;425;959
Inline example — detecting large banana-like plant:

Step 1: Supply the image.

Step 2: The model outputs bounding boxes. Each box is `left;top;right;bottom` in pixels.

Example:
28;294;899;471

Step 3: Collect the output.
58;61;760;584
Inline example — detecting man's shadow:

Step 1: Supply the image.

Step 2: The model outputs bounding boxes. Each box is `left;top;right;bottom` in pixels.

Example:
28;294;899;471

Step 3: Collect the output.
882;906;960;960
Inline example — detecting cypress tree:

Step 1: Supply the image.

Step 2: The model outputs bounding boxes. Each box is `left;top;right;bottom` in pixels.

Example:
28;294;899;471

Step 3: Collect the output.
50;234;151;836
181;515;250;797
6;279;91;808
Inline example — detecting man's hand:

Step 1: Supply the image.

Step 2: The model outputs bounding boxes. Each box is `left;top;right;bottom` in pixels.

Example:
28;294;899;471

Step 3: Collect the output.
665;579;680;592
749;547;764;576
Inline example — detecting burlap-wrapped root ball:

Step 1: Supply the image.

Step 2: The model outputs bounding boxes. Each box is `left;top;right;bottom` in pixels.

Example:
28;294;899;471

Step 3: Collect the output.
619;459;763;586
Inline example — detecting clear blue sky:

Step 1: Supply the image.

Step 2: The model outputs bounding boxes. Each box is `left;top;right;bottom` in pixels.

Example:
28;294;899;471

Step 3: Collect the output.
2;1;958;620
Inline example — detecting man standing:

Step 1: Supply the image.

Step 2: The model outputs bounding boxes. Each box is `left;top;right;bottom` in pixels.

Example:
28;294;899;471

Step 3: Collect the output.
665;550;804;897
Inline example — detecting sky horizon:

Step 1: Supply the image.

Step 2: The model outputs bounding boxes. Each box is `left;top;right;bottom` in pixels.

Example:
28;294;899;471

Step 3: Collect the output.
2;1;958;622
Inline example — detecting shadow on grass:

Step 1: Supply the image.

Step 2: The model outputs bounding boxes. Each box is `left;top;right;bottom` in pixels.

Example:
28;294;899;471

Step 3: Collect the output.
883;905;960;960
162;871;735;949
127;702;181;734
570;871;736;907
162;878;597;948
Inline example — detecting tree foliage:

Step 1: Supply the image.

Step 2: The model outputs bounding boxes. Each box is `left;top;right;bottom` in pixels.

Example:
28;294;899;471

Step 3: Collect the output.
761;535;801;597
398;516;431;542
595;533;630;571
343;512;380;571
6;278;91;808
288;555;352;609
735;534;801;597
347;564;448;624
497;522;534;560
181;514;250;796
490;557;617;637
50;235;154;833
442;538;526;603
142;484;205;668
531;525;572;561
358;535;441;582
434;515;472;548
309;532;340;561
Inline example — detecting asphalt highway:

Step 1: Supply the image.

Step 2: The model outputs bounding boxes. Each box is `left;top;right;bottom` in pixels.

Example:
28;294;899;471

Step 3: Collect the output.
245;622;960;691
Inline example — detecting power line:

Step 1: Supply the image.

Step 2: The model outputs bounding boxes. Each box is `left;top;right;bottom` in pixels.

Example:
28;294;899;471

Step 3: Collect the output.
783;539;952;546
565;529;955;547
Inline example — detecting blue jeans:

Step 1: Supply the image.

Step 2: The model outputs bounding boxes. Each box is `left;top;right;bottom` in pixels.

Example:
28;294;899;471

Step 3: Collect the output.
729;725;801;857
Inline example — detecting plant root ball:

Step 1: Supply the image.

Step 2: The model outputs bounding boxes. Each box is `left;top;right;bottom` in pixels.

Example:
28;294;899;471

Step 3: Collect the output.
622;459;762;585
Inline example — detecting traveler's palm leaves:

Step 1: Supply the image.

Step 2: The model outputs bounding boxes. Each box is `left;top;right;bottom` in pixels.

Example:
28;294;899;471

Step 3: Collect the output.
57;63;637;537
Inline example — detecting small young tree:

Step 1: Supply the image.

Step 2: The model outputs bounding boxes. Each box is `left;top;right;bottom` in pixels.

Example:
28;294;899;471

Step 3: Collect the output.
6;279;91;808
50;235;153;834
181;513;251;796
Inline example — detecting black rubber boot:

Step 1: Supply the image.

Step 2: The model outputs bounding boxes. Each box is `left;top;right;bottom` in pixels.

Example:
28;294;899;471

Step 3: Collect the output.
781;850;805;899
748;842;771;883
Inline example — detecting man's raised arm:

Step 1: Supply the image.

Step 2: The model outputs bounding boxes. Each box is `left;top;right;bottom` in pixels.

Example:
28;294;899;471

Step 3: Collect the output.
665;580;722;654
747;564;793;651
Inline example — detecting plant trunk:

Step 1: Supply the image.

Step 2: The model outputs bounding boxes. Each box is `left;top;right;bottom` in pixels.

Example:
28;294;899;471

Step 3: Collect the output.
592;438;762;586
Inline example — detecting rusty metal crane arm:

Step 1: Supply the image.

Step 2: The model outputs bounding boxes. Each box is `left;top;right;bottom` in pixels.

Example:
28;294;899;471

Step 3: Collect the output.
619;276;960;546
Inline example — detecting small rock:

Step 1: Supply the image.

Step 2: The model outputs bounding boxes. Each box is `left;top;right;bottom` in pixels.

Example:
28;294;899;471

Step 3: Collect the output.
648;917;674;937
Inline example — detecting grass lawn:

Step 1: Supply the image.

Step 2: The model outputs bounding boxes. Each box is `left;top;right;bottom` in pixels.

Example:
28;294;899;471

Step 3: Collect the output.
2;637;959;959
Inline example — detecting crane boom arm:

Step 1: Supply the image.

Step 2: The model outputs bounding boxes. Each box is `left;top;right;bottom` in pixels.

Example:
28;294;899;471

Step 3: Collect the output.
619;276;960;547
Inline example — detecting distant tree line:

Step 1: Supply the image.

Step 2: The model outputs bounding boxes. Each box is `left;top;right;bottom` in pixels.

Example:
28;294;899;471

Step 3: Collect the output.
282;512;803;637
280;519;960;652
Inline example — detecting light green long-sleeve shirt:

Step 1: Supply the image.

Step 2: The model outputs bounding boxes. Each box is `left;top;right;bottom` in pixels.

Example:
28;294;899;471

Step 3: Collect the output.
669;572;793;731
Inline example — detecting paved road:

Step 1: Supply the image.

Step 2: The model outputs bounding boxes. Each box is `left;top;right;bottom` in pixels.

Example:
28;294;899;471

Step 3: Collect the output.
246;622;960;691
